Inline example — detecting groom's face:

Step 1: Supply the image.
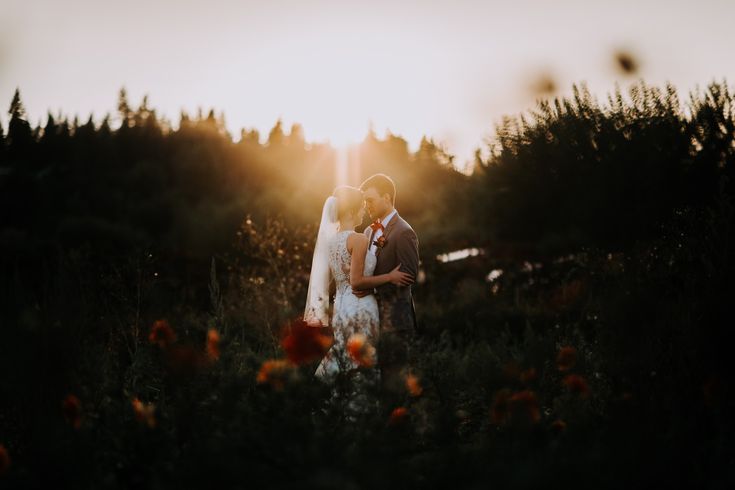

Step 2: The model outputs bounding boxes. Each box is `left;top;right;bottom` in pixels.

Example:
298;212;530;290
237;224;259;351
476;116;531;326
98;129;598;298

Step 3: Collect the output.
362;187;390;220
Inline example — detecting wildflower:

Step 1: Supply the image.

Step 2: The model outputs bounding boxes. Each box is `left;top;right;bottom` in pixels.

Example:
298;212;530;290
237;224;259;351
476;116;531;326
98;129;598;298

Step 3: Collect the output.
0;444;10;475
281;318;333;365
61;394;82;429
509;390;541;424
256;359;295;390
205;328;220;361
149;319;176;348
131;397;156;428
405;374;423;397
520;367;537;384
556;346;577;372
562;374;590;398
550;419;567;433
346;334;377;368
388;407;409;426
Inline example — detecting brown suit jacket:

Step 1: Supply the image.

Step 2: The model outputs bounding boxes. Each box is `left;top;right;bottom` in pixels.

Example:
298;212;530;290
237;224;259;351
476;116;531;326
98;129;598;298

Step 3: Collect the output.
363;211;419;333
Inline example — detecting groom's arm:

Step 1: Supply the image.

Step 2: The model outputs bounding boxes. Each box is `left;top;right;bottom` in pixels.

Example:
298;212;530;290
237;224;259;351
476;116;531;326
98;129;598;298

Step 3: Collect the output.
396;228;419;282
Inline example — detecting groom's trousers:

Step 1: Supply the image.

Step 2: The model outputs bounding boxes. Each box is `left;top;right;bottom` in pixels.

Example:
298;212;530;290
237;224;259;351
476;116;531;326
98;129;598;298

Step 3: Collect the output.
376;292;418;413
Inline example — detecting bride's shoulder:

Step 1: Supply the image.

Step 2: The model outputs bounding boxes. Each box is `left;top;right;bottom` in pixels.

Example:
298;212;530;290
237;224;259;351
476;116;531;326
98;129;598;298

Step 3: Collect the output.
346;231;368;247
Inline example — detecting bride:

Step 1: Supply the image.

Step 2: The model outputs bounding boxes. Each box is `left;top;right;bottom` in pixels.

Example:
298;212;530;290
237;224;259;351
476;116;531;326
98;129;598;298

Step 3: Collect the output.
304;185;412;414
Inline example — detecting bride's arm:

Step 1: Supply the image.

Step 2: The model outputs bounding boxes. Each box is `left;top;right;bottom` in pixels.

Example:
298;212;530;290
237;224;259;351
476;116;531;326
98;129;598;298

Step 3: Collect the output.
348;233;413;290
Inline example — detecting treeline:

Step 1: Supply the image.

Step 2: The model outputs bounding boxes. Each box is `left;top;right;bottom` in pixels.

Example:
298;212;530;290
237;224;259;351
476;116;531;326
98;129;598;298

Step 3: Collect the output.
1;80;734;265
0;87;465;265
472;80;735;254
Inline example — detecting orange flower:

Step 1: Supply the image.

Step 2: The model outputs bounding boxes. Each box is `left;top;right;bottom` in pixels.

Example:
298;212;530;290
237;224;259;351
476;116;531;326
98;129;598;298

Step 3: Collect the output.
149;319;176;348
0;444;10;475
405;374;423;397
520;367;537;384
346;334;376;368
490;388;512;425
131;397;156;428
550;419;567;433
256;359;295;390
61;394;82;429
205;328;220;361
562;374;590;397
388;406;409;426
280;318;334;365
556;346;577;372
508;389;541;424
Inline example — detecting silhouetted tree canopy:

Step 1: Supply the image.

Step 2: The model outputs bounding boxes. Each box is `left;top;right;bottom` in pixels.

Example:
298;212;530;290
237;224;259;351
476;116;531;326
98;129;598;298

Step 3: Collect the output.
0;80;734;267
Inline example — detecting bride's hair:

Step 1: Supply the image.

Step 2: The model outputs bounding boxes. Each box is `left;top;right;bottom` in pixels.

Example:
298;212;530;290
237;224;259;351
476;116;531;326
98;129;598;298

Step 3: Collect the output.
332;185;363;222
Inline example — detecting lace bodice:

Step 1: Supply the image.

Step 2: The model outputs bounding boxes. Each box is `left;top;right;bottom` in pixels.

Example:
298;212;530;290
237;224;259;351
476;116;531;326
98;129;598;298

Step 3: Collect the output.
328;231;377;294
315;230;381;418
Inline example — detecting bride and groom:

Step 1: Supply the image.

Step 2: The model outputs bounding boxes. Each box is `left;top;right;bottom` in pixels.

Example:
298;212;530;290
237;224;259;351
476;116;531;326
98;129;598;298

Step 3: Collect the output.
303;173;420;415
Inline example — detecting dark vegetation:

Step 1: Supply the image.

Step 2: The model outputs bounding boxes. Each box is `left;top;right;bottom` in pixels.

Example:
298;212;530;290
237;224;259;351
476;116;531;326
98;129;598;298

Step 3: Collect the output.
0;80;733;488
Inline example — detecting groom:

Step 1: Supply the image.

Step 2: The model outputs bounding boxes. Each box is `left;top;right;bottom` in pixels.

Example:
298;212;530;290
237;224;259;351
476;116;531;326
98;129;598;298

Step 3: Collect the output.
353;173;420;412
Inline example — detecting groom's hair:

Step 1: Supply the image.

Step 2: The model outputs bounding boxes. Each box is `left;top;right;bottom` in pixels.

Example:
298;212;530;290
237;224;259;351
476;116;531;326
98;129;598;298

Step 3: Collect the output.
360;173;396;205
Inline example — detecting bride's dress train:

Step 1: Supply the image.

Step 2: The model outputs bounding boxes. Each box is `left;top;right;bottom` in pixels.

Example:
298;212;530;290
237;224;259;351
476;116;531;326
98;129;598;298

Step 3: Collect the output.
314;230;381;417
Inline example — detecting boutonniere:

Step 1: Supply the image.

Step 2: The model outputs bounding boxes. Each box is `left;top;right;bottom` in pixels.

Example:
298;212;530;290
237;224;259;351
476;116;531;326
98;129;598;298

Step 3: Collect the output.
373;235;387;249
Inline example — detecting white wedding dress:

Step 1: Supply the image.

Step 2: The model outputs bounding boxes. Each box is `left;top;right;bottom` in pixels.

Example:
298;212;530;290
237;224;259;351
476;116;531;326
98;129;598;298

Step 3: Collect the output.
313;230;381;415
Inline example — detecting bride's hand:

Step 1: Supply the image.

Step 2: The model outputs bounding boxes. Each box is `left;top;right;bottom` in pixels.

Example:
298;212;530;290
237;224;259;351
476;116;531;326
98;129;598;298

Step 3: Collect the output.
389;264;414;286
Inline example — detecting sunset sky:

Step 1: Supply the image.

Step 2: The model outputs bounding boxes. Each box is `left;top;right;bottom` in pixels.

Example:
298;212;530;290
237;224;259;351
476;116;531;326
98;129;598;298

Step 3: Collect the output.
2;0;735;171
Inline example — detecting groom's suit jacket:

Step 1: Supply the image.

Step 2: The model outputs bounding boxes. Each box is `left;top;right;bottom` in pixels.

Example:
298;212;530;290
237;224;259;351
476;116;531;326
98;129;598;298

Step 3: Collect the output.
363;211;419;334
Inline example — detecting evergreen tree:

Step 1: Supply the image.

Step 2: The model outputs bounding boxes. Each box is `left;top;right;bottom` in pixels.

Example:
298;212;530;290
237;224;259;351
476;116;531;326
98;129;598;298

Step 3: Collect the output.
267;119;284;147
117;87;133;129
7;88;34;165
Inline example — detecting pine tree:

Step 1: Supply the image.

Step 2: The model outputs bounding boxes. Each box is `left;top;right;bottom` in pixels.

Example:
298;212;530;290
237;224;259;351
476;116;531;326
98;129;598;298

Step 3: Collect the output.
267;119;284;147
6;88;34;164
286;123;304;147
117;87;133;129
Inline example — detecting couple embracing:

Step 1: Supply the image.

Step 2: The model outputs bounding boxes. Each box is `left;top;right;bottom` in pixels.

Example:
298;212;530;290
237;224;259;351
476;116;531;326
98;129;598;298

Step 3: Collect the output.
303;173;420;417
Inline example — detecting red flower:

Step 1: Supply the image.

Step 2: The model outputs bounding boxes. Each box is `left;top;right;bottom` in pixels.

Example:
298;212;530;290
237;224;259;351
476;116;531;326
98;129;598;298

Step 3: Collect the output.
520;367;537;384
405;374;423;397
550;419;567;433
492;389;541;425
388;406;409;426
346;333;377;368
61;394;82;429
131;397;156;428
491;388;512;425
205;328;220;361
508;389;541;424
562;374;590;397
556;346;577;372
149;319;176;348
281;318;334;365
256;359;295;390
0;444;10;475
373;236;387;248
